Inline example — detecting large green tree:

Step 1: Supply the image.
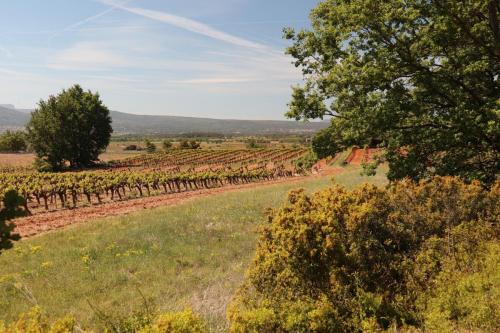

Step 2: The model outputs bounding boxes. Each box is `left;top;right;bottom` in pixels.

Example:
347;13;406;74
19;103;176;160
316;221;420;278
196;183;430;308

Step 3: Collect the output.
285;0;499;184
27;85;113;170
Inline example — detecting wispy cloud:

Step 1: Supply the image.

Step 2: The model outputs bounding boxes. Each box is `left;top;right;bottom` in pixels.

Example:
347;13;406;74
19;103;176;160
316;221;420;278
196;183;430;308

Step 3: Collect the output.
47;42;130;70
176;77;255;85
0;44;13;58
49;0;134;42
100;0;266;49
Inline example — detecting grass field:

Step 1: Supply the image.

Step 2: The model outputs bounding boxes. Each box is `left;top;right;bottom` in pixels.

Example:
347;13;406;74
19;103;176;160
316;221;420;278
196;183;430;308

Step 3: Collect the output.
0;166;387;331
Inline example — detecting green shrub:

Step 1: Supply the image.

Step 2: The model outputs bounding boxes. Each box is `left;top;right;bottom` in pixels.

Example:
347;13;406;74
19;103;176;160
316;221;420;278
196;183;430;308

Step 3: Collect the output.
420;241;499;333
124;144;140;151
0;131;28;152
179;140;190;149
144;139;156;153
246;139;263;149
178;140;200;149
294;150;318;171
140;309;208;333
228;177;499;332
34;157;54;172
162;140;173;150
189;140;201;149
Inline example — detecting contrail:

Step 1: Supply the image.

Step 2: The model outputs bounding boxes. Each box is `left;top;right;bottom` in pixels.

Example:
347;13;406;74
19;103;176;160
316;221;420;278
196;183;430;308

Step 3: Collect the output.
100;0;266;49
49;0;134;42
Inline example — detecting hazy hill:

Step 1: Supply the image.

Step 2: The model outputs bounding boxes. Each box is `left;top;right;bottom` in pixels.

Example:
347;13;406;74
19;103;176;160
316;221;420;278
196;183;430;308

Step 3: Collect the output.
0;105;30;130
0;106;328;135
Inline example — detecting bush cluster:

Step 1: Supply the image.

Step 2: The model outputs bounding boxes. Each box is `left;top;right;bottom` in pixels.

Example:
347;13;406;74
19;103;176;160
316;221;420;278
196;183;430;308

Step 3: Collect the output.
140;309;208;333
228;177;499;332
0;308;207;333
0;307;75;333
0;131;27;152
144;139;157;153
179;140;201;149
294;150;318;170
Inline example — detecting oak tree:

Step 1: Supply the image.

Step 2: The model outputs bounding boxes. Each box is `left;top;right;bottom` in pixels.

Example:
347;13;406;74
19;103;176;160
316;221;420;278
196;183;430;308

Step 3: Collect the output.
27;85;112;170
285;0;499;184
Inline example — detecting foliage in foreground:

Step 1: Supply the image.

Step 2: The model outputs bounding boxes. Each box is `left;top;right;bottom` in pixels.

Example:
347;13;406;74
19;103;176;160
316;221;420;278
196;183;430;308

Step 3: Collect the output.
285;0;499;185
0;174;340;332
1;176;497;332
0;190;25;254
228;177;499;332
0;308;207;333
140;309;208;333
0;307;75;333
27;84;112;170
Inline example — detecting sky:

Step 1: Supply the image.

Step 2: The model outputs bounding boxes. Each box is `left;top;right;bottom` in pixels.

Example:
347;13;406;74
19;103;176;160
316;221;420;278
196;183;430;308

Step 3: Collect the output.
0;0;318;120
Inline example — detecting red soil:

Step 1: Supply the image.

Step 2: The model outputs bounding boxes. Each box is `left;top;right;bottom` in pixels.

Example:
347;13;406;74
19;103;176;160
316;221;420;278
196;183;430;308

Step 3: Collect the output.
348;148;364;165
12;176;318;238
312;158;344;176
346;148;382;165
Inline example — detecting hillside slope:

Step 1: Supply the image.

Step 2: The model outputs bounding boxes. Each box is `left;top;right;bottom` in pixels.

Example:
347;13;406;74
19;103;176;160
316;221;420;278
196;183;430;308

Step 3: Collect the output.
0;106;30;129
0;106;328;135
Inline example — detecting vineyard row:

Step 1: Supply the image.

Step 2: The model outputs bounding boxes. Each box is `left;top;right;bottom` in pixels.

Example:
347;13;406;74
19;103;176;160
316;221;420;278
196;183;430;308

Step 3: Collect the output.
0;167;296;213
111;148;307;169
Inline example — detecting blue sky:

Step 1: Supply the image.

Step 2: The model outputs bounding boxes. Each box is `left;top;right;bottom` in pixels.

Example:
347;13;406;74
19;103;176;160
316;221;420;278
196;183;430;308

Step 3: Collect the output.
0;0;318;119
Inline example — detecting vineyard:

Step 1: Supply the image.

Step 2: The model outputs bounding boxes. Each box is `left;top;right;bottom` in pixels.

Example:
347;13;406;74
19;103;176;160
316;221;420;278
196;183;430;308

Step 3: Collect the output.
0;148;308;214
108;148;307;170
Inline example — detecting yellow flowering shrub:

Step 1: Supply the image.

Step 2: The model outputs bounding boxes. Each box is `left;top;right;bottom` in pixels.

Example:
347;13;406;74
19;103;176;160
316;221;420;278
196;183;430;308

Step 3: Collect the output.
420;241;499;333
228;177;499;332
1;308;209;333
139;309;208;333
0;307;75;333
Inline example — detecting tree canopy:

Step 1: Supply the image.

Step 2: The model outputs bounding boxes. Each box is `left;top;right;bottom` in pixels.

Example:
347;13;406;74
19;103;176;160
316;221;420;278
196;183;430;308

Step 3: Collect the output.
0;131;28;152
285;0;499;184
27;85;113;170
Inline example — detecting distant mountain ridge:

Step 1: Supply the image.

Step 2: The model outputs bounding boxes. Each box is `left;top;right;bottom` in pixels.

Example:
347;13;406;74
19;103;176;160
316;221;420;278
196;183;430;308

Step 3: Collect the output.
0;105;328;135
0;105;30;129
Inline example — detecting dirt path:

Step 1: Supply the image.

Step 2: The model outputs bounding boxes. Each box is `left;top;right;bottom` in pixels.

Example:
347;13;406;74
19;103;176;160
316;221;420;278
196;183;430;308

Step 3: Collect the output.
13;176;316;238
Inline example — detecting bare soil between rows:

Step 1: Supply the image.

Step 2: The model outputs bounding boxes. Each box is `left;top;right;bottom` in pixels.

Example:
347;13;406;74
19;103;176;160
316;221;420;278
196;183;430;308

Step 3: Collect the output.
12;176;321;238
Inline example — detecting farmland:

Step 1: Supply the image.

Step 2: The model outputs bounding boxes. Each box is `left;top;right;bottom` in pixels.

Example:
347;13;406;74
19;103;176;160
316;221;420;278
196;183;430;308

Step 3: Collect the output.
0;145;389;332
0;136;307;168
0;164;388;332
0;149;308;217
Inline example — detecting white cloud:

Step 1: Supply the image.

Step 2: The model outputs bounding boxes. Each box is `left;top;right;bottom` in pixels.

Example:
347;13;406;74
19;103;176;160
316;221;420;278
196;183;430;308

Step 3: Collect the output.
47;42;130;70
176;77;255;84
0;44;13;58
100;0;266;49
